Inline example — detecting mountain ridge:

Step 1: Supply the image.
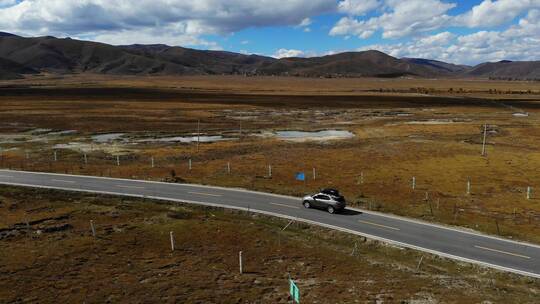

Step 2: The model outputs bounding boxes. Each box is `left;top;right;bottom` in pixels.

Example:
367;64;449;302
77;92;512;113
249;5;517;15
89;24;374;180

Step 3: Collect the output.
0;33;538;80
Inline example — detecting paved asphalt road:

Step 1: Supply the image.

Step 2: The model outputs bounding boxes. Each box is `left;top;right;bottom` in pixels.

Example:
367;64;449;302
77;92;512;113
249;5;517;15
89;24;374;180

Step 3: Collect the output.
1;169;539;278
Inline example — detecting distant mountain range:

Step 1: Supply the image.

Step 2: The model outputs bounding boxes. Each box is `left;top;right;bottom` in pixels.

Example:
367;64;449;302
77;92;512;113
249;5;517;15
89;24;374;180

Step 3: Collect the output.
0;32;538;80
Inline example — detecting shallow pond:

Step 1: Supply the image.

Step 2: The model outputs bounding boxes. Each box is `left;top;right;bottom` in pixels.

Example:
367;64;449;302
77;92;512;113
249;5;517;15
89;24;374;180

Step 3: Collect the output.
265;130;355;142
137;135;237;143
92;133;125;143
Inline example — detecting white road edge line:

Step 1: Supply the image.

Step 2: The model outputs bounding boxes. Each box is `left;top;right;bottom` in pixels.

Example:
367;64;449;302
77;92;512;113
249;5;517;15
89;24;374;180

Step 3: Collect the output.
0;180;538;279
116;185;145;189
475;245;531;259
358;220;400;231
270;202;300;209
52;179;76;184
188;191;222;197
0;175;14;178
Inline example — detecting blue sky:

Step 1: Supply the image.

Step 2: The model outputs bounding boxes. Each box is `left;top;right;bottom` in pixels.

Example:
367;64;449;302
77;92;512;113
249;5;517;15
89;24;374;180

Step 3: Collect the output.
214;1;480;55
0;0;539;64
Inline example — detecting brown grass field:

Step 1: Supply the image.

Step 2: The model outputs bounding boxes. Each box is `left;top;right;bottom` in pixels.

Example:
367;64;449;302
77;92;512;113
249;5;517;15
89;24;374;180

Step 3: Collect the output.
1;187;539;303
1;75;540;302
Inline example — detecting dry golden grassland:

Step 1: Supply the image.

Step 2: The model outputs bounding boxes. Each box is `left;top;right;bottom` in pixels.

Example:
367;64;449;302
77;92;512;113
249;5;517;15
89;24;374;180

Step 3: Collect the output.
1;187;539;303
2;74;540;97
1;75;540;245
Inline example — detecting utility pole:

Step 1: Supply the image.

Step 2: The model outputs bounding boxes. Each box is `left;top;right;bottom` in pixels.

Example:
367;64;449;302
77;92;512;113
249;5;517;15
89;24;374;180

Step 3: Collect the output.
482;124;488;156
197;120;200;152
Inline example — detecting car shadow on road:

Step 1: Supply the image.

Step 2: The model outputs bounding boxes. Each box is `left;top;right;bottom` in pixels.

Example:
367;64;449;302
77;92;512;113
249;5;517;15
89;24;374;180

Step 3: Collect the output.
338;208;362;216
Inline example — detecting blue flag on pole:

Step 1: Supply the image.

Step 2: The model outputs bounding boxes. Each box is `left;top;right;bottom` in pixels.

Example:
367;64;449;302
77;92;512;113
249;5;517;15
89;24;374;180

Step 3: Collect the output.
295;172;305;181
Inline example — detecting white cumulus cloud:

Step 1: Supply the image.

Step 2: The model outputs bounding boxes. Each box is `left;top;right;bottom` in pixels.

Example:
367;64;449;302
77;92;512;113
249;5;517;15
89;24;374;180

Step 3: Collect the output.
273;48;305;58
357;10;540;65
337;0;381;16
331;0;540;40
454;0;540;28
0;0;336;47
331;0;456;39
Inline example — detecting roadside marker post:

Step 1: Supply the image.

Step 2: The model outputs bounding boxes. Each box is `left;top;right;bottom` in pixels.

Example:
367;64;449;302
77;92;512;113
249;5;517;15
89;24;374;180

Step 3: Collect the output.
83;153;88;165
412;177;416;190
527;187;532;200
227;162;231;174
170;231;175;251
239;251;243;274
416;256;424;271
189;159;192;171
467;179;471;195
151;156;155;168
90;220;96;238
53;150;58;162
312;167;316;180
116;155;120;166
268;165;272;178
351;242;358;256
282;220;294;231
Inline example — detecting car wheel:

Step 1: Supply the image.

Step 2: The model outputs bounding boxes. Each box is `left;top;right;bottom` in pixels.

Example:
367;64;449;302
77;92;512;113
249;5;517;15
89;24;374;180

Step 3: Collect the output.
303;201;311;208
327;206;335;214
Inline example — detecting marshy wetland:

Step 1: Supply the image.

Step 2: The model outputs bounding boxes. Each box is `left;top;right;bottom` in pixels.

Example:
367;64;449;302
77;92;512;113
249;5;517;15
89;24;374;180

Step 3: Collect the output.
1;75;540;302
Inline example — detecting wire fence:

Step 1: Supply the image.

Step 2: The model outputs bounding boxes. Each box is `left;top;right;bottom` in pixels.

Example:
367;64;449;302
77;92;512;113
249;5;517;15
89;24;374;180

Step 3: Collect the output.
1;147;539;240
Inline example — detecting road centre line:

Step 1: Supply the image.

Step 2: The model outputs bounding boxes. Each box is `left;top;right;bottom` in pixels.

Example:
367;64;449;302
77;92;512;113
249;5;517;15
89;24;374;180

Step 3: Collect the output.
52;179;76;184
358;220;400;231
474;245;531;259
270;202;300;209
